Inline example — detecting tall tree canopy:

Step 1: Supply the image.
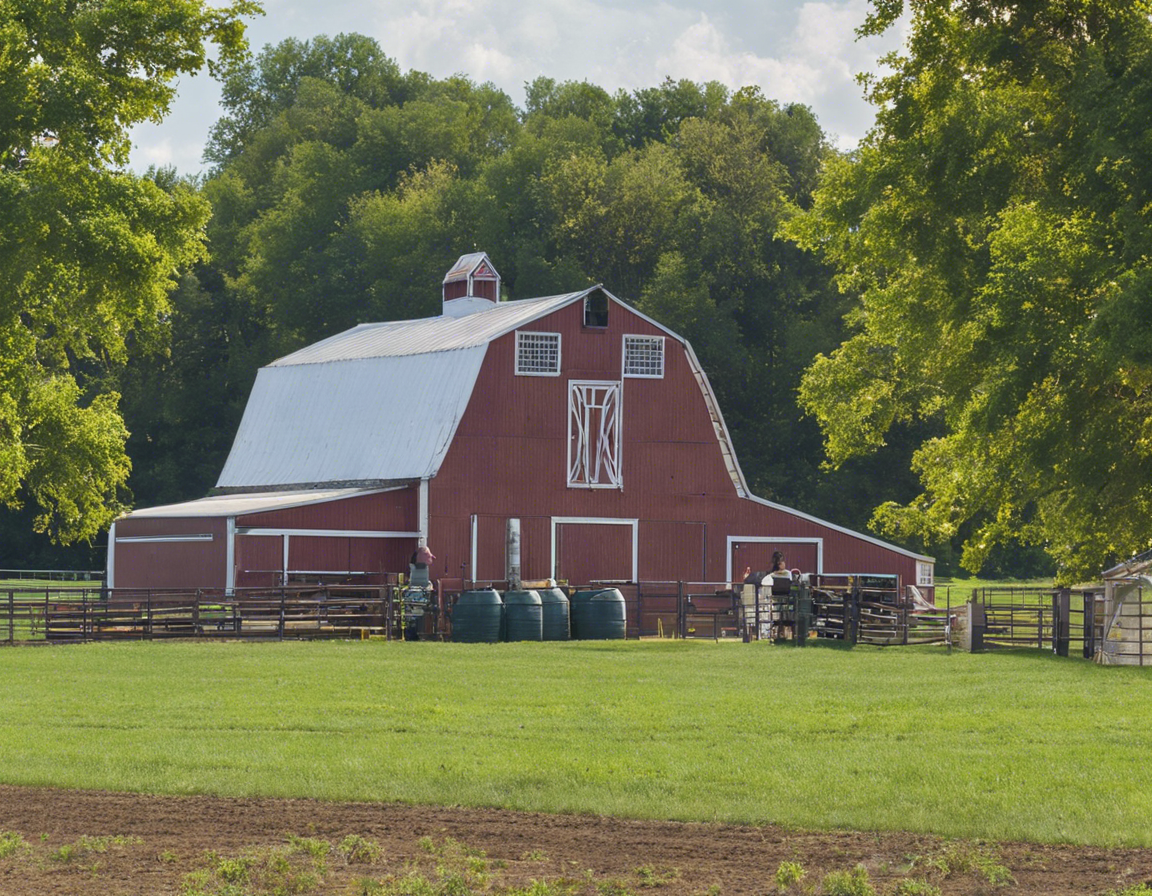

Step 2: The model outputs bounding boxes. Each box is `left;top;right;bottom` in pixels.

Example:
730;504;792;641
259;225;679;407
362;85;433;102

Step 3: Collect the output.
123;39;929;556
788;0;1152;579
0;0;257;544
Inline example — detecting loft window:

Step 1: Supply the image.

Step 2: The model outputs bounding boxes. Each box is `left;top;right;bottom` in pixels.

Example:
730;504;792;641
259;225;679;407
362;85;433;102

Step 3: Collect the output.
568;381;622;489
917;562;934;587
623;335;664;378
515;331;561;376
584;290;609;327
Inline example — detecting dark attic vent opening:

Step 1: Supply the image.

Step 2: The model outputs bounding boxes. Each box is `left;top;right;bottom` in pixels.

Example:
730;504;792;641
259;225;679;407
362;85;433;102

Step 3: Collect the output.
584;289;609;328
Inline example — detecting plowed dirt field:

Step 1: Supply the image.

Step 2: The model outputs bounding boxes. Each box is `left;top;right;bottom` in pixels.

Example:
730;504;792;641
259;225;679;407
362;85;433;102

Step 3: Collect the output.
0;785;1148;895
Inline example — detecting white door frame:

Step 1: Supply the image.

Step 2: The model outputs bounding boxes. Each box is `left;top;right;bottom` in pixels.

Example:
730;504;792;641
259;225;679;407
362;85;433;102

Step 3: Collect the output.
726;536;823;583
551;516;639;583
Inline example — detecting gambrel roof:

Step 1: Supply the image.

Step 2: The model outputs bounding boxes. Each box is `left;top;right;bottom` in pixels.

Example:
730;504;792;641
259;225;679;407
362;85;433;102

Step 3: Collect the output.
214;287;932;562
218;289;615;490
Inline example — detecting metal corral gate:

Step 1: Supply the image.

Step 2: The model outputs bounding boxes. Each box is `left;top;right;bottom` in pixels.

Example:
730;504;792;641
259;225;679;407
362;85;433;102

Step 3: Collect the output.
605;577;954;645
0;585;429;644
968;586;1103;657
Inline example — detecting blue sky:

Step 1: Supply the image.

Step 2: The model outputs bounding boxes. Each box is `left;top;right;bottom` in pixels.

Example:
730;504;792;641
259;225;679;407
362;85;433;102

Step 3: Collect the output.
128;0;905;173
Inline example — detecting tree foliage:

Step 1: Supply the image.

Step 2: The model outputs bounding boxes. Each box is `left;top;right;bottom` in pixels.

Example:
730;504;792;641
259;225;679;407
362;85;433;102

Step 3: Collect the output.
0;0;257;543
788;0;1152;579
123;39;929;556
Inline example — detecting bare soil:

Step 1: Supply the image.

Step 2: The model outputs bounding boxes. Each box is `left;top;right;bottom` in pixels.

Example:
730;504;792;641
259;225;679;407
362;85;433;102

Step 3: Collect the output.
0;785;1149;895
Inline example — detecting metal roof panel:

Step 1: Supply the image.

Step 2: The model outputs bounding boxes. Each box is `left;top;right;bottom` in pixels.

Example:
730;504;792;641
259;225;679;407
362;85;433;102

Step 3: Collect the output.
217;346;488;489
120;487;393;519
271;292;586;366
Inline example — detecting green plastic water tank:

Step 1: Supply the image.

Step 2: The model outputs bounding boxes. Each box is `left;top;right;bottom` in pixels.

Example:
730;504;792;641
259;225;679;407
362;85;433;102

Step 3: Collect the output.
503;589;543;642
570;588;626;640
569;589;597;640
539;587;570;641
452;589;503;643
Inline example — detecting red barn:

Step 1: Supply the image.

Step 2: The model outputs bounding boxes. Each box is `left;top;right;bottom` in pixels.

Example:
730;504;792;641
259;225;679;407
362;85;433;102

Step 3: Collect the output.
108;253;934;595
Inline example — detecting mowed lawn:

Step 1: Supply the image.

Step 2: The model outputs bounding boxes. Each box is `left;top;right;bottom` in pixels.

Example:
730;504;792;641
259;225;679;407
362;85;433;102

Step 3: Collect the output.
1;639;1149;846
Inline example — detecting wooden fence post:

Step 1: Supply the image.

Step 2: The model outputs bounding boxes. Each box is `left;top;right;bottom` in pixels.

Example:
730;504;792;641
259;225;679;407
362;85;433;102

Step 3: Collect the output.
677;581;685;639
7;590;12;643
1083;592;1096;659
1053;589;1071;657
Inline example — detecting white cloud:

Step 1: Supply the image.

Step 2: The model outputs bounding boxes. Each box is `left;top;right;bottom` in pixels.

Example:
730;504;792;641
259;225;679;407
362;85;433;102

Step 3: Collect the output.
128;0;906;172
654;1;901;149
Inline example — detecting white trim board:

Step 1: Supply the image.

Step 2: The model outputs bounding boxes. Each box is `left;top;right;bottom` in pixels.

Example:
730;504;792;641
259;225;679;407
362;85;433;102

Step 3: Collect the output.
551;516;639;583
235;528;421;539
726;536;824;584
115;534;215;544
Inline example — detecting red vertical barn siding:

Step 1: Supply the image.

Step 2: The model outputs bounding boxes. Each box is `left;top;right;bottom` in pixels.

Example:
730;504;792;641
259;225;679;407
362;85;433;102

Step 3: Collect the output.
348;537;408;577
429;297;926;586
289;535;352;572
638;521;706;582
112;517;228;590
237;488;417;531
426;514;471;583
235;534;282;588
474;515;506;582
556;523;633;584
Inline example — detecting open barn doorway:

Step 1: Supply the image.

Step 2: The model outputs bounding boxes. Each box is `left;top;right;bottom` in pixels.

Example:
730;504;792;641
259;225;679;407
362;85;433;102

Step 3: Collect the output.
728;538;822;584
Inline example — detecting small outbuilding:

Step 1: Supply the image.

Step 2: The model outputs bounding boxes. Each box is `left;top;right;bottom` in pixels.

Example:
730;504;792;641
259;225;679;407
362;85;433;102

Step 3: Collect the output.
108;253;934;594
1100;549;1152;664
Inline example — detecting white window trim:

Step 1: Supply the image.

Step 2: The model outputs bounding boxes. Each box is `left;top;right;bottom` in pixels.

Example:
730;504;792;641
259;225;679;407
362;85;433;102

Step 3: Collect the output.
551;517;639;583
725;536;824;584
515;330;562;376
622;334;665;379
567;380;623;489
917;561;935;587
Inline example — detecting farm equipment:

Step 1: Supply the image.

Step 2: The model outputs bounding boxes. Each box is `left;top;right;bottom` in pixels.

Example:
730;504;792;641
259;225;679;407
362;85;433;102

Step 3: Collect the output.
399;564;435;639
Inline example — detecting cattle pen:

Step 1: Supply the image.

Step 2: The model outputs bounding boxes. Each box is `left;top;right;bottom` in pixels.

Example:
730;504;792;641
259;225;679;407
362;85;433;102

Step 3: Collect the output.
0;575;956;647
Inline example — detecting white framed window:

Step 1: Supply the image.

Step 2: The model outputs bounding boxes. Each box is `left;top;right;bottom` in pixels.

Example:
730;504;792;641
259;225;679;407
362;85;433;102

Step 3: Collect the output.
917;562;934;587
623;335;664;378
515;331;561;376
568;381;622;489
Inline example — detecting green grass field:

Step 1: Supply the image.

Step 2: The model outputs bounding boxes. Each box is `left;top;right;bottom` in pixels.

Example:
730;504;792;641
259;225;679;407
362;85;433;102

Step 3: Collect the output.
0;639;1148;848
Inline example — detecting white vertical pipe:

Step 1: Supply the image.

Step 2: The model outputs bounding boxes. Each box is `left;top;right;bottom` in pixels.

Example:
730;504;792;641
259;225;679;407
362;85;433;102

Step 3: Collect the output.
418;478;429;545
226;517;236;595
506;518;521;587
105;522;116;589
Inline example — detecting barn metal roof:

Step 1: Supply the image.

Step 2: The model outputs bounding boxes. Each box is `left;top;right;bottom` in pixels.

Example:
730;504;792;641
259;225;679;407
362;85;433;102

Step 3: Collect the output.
120;487;395;519
217;348;487;489
209;284;934;563
273;292;585;366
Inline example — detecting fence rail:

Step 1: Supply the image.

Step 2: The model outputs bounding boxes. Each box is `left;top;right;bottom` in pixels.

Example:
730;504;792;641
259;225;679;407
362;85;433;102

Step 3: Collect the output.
0;585;434;644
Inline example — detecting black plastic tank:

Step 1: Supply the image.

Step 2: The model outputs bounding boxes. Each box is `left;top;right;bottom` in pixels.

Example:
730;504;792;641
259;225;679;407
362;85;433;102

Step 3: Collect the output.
503;589;543;642
451;589;503;643
539;587;570;641
570;588;626;640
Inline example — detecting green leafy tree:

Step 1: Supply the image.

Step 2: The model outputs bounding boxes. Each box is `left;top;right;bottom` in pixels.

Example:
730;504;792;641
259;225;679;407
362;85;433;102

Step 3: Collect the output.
0;0;257;544
137;40;907;554
788;0;1152;579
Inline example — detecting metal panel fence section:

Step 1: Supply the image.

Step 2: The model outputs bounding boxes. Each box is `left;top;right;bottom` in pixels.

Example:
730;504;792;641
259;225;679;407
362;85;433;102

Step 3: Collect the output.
971;587;1096;656
0;569;104;583
1096;578;1150;665
0;585;428;644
